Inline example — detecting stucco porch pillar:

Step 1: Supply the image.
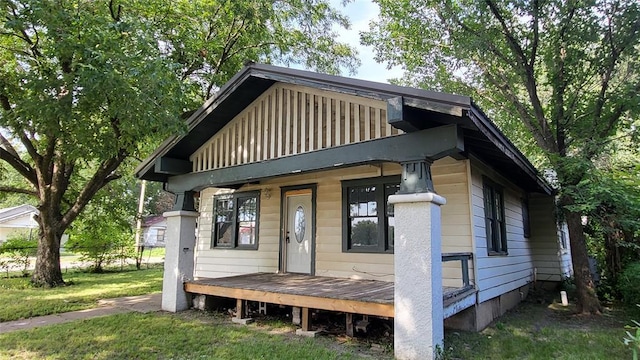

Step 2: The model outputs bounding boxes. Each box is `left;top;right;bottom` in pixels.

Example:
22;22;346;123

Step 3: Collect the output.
389;160;445;360
162;191;198;312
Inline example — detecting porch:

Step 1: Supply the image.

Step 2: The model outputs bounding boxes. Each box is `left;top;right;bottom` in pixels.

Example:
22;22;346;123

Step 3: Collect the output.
184;253;476;333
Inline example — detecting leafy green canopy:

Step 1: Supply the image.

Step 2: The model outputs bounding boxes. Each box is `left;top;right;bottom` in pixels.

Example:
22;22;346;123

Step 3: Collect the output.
0;0;358;286
363;0;639;313
130;0;359;101
0;0;186;232
364;0;639;173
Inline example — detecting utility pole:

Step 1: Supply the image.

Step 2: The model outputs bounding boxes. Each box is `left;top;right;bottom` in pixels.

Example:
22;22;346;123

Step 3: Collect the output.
134;180;147;269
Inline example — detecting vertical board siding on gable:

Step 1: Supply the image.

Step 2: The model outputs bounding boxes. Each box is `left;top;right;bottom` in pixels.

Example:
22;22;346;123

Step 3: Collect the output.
471;161;535;303
189;83;402;172
529;195;572;282
193;157;474;285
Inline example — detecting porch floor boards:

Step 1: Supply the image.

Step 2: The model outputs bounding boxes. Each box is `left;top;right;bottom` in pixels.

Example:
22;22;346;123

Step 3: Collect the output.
185;273;474;318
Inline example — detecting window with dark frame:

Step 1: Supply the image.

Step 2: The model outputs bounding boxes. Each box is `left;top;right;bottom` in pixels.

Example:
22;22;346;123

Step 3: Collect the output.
342;177;399;253
483;178;507;255
212;191;259;249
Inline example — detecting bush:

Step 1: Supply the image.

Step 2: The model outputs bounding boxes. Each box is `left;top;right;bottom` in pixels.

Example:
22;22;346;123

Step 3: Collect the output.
619;262;640;306
624;305;640;360
0;233;38;276
66;228;134;273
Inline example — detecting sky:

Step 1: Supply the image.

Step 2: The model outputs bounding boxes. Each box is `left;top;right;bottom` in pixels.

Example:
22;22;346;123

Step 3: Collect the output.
329;0;404;83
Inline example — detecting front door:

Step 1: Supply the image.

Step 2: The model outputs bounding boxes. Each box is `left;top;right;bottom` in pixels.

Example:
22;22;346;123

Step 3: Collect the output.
285;190;313;274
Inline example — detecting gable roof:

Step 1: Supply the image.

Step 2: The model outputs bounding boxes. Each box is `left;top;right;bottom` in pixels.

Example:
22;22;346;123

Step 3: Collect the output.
136;64;552;194
0;204;38;224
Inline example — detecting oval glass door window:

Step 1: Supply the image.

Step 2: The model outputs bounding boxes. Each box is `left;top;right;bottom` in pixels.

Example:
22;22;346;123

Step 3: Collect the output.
294;206;306;243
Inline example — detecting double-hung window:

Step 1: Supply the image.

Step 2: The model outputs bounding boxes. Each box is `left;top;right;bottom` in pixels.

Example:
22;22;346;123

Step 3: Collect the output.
342;176;400;253
483;178;507;255
212;191;259;249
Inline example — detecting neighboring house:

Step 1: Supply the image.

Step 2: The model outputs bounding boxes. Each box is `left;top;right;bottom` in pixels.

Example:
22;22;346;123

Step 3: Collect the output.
141;215;167;248
0;204;38;244
136;64;572;359
0;204;70;248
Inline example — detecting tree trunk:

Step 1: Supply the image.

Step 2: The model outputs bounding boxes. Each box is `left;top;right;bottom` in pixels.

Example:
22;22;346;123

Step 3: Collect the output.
31;215;65;287
564;206;602;314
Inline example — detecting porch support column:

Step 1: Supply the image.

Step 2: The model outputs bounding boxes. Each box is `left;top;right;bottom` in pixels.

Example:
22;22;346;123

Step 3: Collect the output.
162;191;198;312
390;159;445;360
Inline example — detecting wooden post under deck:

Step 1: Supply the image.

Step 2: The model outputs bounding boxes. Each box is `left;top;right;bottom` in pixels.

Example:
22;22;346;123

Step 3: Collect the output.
301;307;310;331
346;313;354;337
236;299;244;320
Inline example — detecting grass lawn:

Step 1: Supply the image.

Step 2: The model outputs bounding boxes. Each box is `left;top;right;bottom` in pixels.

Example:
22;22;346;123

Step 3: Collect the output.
0;299;636;359
444;301;634;359
0;311;388;360
0;265;163;322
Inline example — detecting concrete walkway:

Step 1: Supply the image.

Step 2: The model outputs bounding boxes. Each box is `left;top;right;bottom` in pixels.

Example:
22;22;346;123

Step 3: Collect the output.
0;293;162;334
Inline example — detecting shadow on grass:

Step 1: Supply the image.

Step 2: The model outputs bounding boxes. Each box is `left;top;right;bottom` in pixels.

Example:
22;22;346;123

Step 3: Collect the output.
0;312;373;360
0;266;163;322
444;300;630;359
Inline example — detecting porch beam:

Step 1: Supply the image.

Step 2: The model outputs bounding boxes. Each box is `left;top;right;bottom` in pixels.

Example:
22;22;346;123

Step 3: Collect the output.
167;125;464;192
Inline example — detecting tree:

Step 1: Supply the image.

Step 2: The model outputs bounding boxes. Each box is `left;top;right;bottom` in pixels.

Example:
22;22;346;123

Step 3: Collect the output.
0;0;357;287
364;0;640;313
130;0;359;102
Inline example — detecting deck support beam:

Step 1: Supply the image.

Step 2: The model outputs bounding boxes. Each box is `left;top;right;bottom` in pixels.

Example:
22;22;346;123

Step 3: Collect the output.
389;191;446;360
162;210;199;312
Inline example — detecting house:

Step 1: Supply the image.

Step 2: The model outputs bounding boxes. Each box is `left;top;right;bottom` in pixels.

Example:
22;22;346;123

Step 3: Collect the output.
0;204;39;244
136;64;572;359
141;215;167;248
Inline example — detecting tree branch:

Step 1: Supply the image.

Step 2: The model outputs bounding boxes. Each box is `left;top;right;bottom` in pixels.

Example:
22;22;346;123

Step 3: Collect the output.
0;185;37;197
0;132;20;159
0;146;38;186
60;150;128;230
485;0;556;153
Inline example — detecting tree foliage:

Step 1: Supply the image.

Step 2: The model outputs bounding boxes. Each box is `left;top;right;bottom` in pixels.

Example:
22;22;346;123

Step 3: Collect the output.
364;0;640;313
0;0;357;286
129;0;359;101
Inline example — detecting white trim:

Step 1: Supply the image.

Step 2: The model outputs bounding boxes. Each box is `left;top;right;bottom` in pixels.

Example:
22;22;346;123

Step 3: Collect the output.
163;210;199;218
388;192;447;206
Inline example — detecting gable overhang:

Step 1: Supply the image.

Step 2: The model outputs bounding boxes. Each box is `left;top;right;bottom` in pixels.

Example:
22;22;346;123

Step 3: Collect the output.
136;64;552;195
0;205;38;224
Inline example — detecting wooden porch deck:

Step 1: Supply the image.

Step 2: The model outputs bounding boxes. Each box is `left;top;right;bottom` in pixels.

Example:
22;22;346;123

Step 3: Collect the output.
185;273;476;319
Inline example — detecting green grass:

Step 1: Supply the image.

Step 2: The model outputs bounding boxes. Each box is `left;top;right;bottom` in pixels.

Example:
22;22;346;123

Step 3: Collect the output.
0;311;383;360
0;265;162;322
141;247;165;258
444;301;631;359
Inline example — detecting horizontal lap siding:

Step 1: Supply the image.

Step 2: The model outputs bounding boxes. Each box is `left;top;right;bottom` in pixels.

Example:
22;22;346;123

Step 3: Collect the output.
435;158;475;288
471;161;534;303
195;186;280;278
194;157;472;285
529;195;572;282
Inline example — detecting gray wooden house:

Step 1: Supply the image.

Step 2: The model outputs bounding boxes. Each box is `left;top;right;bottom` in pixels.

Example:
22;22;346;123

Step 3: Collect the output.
136;64;571;360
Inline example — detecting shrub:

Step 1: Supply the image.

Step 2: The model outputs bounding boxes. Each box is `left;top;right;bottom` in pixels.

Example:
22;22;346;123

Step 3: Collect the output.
0;233;38;276
624;305;640;360
619;262;640;306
